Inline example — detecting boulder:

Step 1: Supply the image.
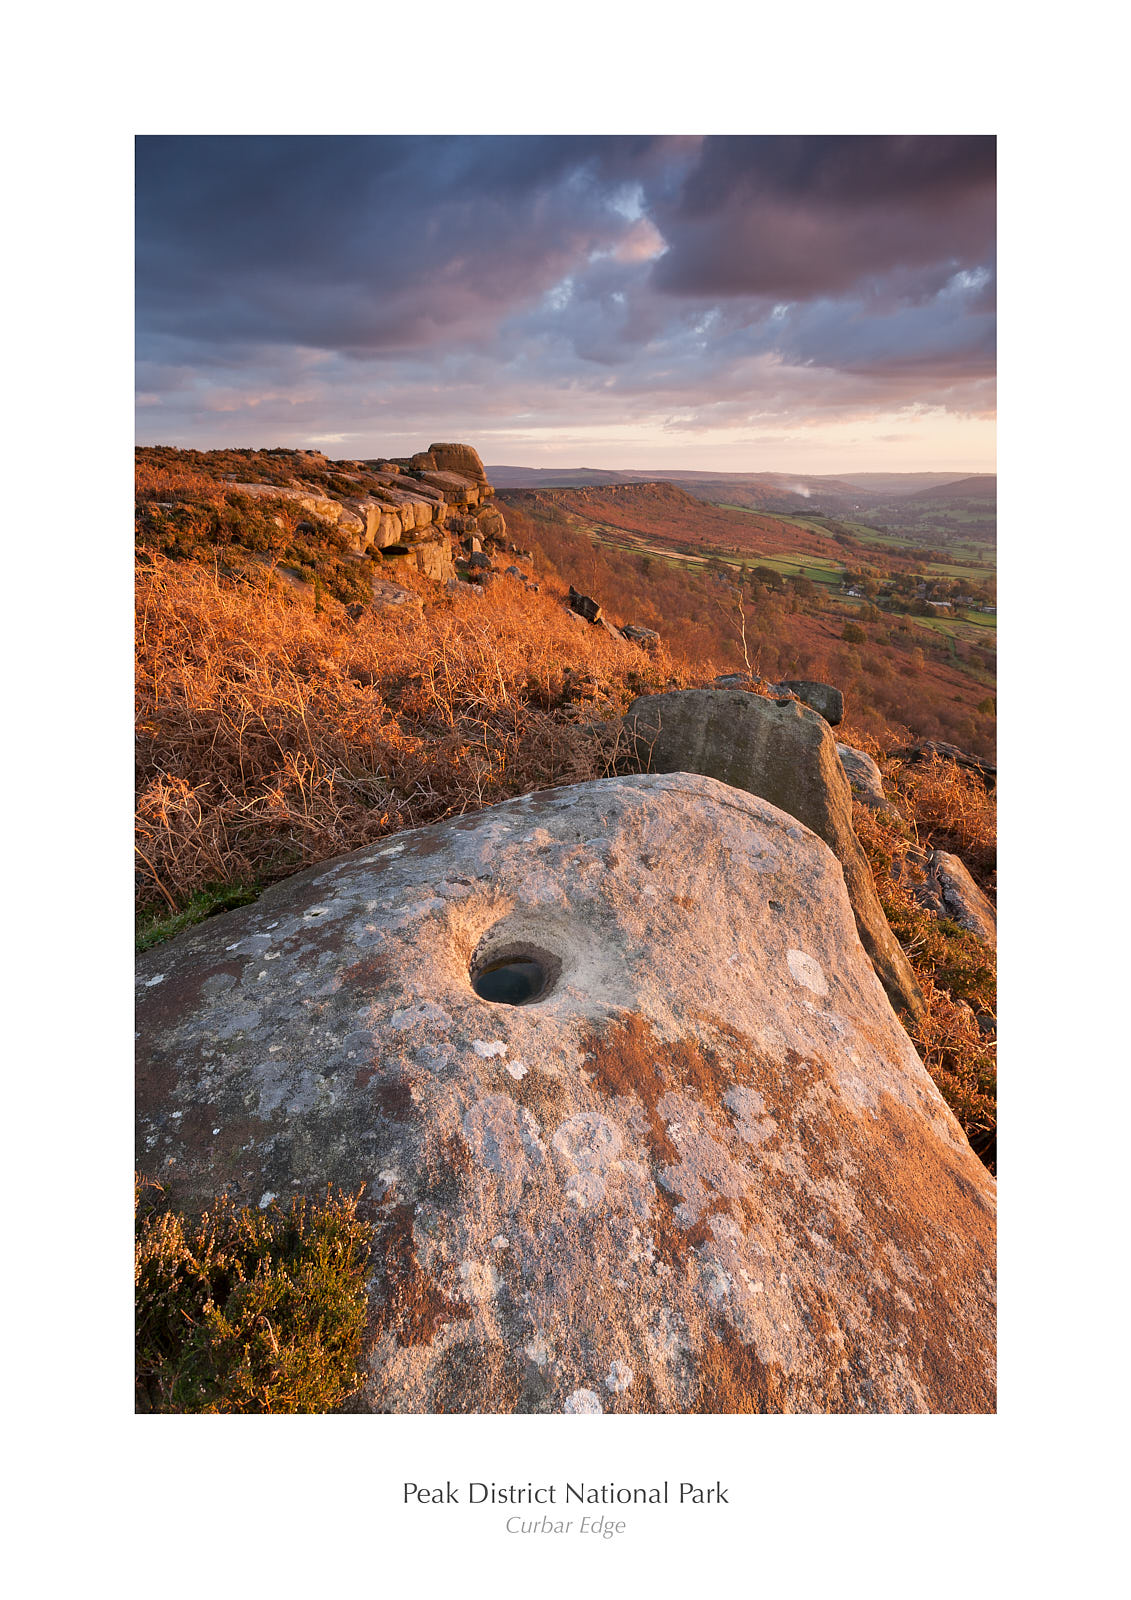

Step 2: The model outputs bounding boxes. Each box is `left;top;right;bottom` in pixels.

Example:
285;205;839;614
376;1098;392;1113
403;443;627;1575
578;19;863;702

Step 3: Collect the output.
136;773;995;1414
624;690;924;1021
474;504;508;543
837;744;890;811
622;624;661;650
714;672;770;690
411;536;454;583
910;851;996;946
468;551;491;572
428;442;489;486
417;470;479;505
771;680;844;726
901;741;996;789
368;580;424;618
568;586;603;624
378;537;454;584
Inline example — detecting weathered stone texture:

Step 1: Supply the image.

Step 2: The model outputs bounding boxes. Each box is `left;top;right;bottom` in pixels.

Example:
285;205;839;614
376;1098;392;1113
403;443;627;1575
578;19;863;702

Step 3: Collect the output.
625;689;923;1021
136;773;993;1414
771;679;844;726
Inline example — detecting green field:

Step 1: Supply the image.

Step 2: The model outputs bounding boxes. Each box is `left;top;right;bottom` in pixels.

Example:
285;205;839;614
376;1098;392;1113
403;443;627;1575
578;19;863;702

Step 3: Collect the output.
914;610;997;645
742;553;845;586
573;512;996;653
925;559;996;581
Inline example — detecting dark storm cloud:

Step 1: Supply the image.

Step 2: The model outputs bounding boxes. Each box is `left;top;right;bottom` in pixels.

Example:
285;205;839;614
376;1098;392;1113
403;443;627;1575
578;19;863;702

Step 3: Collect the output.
647;135;996;301
135;134;995;449
136;135;688;354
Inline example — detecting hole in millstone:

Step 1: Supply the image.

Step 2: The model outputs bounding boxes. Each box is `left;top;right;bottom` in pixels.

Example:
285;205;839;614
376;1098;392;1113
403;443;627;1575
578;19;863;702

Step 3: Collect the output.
470;943;561;1006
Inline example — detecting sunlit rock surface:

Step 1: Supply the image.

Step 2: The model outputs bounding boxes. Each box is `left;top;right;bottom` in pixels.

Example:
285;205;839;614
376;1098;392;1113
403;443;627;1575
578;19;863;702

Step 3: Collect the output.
135;773;995;1413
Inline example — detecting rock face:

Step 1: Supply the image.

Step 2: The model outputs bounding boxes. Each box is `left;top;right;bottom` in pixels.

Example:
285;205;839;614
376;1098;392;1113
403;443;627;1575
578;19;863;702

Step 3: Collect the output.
837;743;884;803
568;585;603;624
376;537;454;584
930;852;996;943
473;504;507;544
136;773;994;1414
771;680;844;726
837;743;891;811
429;442;490;487
226;445;502;580
905;850;996;946
902;740;996;789
624;690;923;1021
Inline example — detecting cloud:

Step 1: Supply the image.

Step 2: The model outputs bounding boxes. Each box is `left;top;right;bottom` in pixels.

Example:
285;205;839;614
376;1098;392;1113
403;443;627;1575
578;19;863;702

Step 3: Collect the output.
135;135;995;465
647;135;996;301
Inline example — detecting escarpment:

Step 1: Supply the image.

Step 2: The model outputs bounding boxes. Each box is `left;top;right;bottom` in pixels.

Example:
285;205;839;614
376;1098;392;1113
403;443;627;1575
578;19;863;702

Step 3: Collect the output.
136;773;995;1414
137;442;513;595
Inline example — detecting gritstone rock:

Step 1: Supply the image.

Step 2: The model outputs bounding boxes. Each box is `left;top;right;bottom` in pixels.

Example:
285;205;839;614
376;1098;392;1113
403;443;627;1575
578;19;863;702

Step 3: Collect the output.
568;586;603;623
930;852;996;944
136;772;993;1414
714;672;770;691
837;743;892;811
771;680;844;726
624;690;923;1021
428;442;490;487
474;505;508;543
901;740;996;789
903;849;996;946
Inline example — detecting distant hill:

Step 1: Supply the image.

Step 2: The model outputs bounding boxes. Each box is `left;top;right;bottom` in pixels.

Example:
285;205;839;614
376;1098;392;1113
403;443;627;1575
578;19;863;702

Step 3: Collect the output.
904;476;996;502
488;466;992;521
501;482;848;560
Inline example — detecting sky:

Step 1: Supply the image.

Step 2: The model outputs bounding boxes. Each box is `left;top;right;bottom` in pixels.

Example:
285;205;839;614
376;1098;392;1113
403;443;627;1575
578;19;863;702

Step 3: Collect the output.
135;135;996;474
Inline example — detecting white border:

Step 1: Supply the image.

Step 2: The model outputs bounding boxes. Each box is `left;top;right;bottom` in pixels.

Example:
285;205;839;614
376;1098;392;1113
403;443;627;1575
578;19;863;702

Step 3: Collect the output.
10;2;1123;1593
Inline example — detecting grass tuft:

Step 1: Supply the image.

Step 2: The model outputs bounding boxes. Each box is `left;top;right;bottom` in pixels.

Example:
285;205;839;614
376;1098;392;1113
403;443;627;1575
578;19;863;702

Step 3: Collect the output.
135;881;261;952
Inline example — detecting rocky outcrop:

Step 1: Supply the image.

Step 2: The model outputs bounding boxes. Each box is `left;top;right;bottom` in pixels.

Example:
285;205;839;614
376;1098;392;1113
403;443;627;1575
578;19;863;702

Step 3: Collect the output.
901;740;996;789
837;743;891;810
474;504;507;544
227;445;504;581
771;680;844;726
568;586;603;624
376;538;454;584
428;442;491;488
135;773;995;1414
228;481;351;528
897;848;996;946
624;690;924;1021
347;581;423;621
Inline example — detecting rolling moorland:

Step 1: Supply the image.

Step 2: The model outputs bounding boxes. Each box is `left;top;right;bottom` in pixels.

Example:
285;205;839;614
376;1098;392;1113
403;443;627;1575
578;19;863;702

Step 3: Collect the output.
135;444;996;1413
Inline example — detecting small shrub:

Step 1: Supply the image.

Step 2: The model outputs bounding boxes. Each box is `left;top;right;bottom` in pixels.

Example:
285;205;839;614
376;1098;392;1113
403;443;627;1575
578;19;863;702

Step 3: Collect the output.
853;793;996;1170
135;1179;370;1413
842;621;867;643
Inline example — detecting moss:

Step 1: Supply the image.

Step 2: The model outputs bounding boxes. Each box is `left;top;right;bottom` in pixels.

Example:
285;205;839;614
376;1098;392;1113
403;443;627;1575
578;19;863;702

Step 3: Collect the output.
135;1179;370;1413
135;881;262;952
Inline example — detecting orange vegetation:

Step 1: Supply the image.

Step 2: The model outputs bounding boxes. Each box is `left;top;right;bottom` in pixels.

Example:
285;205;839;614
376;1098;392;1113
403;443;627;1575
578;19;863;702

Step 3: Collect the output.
135;555;691;917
